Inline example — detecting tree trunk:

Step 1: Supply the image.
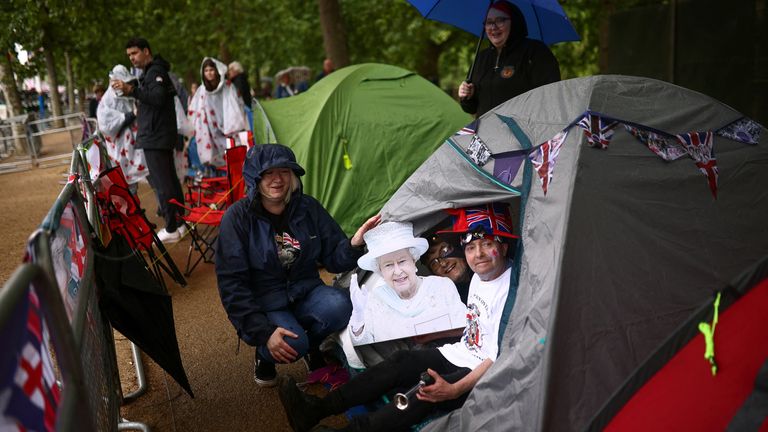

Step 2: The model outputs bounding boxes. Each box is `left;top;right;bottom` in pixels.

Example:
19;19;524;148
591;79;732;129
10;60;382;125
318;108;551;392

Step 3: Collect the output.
218;40;232;65
77;85;86;115
64;51;75;112
0;50;30;155
318;0;350;68
598;0;615;74
416;40;441;85
42;41;64;128
0;51;24;118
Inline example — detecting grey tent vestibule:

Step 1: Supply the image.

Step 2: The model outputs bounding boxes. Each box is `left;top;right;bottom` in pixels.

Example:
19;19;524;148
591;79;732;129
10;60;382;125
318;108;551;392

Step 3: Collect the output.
380;75;768;431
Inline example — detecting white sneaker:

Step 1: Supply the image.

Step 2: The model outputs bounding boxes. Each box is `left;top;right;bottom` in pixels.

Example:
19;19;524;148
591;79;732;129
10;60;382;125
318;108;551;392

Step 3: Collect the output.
157;226;186;243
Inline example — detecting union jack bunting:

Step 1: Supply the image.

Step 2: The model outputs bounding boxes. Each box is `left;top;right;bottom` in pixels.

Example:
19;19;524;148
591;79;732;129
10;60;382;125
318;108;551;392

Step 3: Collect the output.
454;119;478;136
0;288;61;432
676;131;719;198
624;125;687;161
577;113;618;149
715;117;762;145
529;130;569;195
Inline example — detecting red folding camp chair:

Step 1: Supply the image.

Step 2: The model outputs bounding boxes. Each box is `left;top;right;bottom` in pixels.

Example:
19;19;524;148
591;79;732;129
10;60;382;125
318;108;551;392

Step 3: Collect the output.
185;136;250;207
94;166;187;289
171;144;247;275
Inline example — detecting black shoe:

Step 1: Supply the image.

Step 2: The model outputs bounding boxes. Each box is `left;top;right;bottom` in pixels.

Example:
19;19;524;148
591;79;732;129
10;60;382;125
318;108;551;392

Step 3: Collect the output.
278;376;326;432
254;358;277;388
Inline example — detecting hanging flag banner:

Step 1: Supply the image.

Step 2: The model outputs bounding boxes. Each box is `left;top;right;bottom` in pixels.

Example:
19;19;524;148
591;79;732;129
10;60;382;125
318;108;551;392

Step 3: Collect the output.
529;130;569;195
453;110;758;199
491;149;529;186
466;135;492;167
624;125;688;161
676;131;719;198
577;113;619;149
715;117;762;145
454;119;478;136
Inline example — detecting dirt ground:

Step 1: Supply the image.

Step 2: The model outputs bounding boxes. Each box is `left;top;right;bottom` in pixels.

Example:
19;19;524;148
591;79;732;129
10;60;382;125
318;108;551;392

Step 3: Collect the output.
0;153;348;431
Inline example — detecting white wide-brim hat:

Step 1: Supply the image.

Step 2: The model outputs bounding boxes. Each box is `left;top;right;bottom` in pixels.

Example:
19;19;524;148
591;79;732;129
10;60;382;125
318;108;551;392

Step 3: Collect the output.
357;221;429;272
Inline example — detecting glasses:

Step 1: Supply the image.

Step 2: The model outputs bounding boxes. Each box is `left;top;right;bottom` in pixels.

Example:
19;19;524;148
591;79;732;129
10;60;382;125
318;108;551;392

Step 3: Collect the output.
428;243;455;273
484;17;510;29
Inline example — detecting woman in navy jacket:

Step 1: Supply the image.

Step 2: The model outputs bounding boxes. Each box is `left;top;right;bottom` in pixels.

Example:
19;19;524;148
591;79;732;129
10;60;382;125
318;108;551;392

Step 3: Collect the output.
216;144;379;386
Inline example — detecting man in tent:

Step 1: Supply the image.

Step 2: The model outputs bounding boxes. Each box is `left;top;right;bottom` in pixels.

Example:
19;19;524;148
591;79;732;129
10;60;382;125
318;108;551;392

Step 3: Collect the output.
279;202;518;432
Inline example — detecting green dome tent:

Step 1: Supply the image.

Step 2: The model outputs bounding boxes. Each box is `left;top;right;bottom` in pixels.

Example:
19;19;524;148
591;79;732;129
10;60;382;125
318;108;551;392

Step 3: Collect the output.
252;63;471;234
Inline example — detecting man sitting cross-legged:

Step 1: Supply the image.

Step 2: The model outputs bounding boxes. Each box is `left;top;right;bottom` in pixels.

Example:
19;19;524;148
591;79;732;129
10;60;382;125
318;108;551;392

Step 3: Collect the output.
279;202;518;432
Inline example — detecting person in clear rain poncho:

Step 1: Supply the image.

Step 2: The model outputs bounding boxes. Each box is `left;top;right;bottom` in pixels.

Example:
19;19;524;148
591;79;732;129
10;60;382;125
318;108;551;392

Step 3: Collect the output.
98;64;148;190
187;57;249;169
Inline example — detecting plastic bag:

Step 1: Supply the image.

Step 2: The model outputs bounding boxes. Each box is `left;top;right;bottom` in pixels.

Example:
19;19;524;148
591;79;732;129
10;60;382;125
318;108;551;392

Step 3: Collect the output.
175;96;193;137
221;83;249;135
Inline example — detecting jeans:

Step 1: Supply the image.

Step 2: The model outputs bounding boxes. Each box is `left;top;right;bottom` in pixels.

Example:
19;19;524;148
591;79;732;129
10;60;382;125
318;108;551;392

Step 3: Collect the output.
328;349;471;432
257;284;352;363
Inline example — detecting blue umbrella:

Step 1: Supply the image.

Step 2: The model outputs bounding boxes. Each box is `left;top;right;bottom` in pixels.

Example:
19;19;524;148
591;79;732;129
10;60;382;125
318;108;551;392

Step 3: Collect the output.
408;0;580;44
407;0;579;81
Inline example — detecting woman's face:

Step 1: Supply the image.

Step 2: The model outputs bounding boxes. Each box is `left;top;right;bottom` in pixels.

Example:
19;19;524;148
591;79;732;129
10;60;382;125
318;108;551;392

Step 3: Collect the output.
259;168;292;202
485;9;512;49
378;249;419;299
203;65;219;83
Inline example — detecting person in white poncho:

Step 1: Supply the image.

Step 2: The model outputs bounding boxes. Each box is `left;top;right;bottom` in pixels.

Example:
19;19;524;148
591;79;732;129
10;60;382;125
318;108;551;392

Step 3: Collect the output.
97;65;148;190
348;221;467;346
187;57;248;168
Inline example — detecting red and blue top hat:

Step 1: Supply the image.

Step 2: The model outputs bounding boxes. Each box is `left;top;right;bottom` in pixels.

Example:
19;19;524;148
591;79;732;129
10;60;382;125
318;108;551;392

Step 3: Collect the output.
437;202;519;246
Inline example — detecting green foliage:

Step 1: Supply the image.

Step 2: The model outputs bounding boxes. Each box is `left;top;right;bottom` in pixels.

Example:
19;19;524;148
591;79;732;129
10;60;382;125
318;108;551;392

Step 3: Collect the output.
5;0;646;97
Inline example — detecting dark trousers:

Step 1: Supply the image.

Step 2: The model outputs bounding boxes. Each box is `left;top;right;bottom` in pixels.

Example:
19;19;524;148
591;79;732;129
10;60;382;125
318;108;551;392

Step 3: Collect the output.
144;149;184;232
328;349;471;432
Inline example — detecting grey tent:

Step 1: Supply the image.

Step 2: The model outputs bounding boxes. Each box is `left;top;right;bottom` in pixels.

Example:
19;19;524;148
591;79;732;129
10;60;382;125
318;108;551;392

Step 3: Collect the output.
380;75;768;431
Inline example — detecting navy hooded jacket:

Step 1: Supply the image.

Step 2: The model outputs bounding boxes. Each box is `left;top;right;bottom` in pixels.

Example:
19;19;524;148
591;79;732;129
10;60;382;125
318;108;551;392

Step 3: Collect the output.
215;144;363;346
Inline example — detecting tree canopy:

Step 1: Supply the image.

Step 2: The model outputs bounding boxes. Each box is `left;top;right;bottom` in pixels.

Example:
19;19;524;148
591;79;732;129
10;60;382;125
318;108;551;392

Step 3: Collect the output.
2;0;615;102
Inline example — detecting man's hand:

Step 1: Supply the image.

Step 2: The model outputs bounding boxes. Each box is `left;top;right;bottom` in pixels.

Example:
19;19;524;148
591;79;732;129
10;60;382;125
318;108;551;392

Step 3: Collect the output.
266;327;299;363
416;369;459;403
351;214;381;247
111;79;134;96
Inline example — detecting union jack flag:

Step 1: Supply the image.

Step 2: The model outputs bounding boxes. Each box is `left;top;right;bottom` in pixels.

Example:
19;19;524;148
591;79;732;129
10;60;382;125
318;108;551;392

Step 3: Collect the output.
676;131;718;198
0;288;61;432
280;232;301;250
465;202;513;236
454;120;478;136
529;130;569;195
625;125;687;161
577;113;618;149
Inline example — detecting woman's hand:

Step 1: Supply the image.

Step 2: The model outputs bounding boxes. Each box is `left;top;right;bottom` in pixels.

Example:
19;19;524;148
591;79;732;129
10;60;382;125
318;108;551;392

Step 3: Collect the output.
416;368;459;403
458;81;474;100
266;327;299;363
351;214;381;247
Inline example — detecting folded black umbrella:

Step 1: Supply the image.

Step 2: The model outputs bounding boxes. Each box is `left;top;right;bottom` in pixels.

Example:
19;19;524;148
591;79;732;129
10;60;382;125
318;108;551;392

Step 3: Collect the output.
96;233;194;397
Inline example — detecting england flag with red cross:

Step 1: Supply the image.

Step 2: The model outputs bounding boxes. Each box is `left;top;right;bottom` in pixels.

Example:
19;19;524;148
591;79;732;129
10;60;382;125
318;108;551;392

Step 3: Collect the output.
0;288;61;431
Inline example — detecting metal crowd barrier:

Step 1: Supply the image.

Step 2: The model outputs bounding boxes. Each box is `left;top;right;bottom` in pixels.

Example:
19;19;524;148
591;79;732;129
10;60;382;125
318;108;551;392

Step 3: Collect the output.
0;141;150;430
0;112;97;174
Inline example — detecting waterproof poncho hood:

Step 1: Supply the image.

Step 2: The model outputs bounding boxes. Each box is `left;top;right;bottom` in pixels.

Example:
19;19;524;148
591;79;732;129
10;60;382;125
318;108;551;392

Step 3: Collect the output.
243;144;306;201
